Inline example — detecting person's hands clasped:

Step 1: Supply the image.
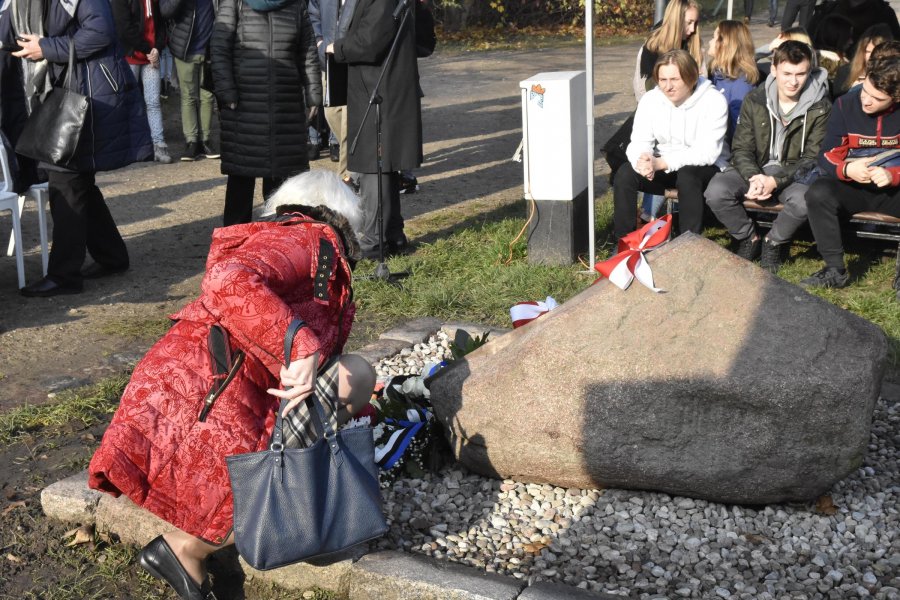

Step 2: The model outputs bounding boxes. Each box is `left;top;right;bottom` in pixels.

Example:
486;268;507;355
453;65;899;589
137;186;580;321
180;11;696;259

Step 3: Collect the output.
846;157;877;184
148;48;160;68
636;153;655;181
745;174;777;200
268;352;319;417
12;33;43;61
869;165;892;188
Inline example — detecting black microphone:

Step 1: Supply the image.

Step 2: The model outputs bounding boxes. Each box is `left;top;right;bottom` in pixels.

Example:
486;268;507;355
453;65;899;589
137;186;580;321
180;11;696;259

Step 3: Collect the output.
393;0;411;20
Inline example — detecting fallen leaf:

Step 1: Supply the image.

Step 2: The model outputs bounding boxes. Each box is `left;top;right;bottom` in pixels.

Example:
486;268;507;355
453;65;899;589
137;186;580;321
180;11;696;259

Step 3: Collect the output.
743;533;769;544
81;433;96;442
522;542;548;554
5;553;22;564
1;501;26;516
816;495;838;516
65;524;95;547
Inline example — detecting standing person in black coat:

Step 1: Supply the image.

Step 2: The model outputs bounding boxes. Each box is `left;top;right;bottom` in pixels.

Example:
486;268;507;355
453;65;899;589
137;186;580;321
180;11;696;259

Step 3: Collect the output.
328;0;423;258
211;0;321;226
3;0;153;297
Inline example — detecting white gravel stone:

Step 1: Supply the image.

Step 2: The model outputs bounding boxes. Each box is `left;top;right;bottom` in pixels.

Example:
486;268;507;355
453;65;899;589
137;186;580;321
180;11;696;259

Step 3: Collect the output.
371;336;900;599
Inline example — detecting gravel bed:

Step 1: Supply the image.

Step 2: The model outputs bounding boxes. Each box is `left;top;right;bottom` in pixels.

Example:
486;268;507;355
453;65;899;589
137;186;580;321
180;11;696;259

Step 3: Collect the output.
372;332;900;599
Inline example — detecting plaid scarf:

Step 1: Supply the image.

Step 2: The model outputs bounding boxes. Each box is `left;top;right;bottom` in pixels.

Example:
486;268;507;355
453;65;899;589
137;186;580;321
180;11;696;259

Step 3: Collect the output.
282;355;341;448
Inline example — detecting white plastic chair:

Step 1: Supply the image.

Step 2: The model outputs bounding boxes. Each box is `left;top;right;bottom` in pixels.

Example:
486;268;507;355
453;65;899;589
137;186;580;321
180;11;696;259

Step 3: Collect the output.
0;145;25;288
8;182;50;278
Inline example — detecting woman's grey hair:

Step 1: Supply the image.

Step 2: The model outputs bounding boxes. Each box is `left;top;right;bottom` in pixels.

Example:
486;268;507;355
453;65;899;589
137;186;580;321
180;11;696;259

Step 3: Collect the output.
262;170;364;233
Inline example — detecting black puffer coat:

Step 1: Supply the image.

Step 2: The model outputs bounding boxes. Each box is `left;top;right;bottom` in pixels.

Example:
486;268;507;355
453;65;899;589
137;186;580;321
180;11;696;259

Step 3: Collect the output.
159;0;218;60
211;0;320;178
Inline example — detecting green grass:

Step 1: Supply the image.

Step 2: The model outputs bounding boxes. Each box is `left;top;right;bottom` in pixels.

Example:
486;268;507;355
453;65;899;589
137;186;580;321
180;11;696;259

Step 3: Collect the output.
353;212;592;334
0;375;128;446
100;316;172;341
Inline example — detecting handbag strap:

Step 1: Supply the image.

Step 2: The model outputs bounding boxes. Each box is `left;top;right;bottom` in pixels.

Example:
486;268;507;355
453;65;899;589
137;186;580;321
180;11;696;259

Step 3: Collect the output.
63;37;76;92
272;318;344;465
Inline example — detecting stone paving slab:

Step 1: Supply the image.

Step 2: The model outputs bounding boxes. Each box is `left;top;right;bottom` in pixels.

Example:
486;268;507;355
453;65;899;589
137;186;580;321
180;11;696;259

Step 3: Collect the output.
240;551;361;598
378;316;444;345
40;471;102;524
348;551;524;600
353;338;416;366
517;581;621;600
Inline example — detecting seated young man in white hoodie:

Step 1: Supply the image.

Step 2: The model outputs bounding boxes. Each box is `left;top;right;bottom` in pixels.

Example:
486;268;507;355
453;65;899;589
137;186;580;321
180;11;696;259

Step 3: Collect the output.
613;49;729;241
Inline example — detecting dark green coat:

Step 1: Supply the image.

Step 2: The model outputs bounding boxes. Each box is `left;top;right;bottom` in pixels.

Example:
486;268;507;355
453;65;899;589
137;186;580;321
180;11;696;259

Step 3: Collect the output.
730;85;831;190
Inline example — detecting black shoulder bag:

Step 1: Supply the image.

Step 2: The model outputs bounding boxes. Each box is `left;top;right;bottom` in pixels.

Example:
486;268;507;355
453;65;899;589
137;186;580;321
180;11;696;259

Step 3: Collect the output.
16;38;89;167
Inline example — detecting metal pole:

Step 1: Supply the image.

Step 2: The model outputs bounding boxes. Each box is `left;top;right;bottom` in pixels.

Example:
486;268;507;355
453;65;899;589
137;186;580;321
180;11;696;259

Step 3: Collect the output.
727;0;733;19
655;0;665;22
586;0;595;269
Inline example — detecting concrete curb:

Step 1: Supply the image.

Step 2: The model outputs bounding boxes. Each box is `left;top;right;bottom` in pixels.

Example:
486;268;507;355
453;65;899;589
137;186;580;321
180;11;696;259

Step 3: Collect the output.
40;320;615;599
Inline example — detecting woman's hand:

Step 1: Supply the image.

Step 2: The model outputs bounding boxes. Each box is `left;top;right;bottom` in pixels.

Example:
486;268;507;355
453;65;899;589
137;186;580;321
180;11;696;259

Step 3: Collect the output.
148;48;160;68
268;352;319;416
12;33;43;61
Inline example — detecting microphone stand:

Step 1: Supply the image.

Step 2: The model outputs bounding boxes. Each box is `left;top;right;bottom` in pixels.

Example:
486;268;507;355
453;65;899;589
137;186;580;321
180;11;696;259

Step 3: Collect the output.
350;0;413;284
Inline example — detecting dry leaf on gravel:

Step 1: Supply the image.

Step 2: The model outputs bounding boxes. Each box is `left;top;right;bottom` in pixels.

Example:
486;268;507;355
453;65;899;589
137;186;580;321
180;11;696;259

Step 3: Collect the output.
1;500;26;516
5;553;22;564
64;524;95;546
816;495;838;515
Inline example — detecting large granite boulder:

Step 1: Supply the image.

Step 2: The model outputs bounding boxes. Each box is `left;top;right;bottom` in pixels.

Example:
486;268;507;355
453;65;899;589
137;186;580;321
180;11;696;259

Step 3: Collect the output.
429;234;888;504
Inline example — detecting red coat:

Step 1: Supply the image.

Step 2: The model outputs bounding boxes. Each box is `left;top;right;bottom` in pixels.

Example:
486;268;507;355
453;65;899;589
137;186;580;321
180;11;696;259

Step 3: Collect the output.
88;216;355;543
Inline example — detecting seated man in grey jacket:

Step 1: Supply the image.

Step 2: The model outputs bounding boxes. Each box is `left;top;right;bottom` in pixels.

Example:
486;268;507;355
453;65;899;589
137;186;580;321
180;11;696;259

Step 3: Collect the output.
704;41;831;272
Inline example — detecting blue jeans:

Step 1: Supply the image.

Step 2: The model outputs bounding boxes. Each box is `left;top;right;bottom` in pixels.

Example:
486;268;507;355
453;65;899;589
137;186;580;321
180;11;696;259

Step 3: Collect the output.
130;63;165;146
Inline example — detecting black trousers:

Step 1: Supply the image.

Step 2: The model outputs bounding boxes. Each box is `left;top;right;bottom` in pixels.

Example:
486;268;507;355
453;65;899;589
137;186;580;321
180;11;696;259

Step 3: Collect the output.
807;178;900;269
781;0;815;30
47;170;128;287
613;162;718;240
358;172;403;250
223;175;286;226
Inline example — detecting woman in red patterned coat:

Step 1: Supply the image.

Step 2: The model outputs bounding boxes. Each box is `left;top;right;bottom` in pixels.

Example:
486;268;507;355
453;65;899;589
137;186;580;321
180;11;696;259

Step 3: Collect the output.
88;171;373;600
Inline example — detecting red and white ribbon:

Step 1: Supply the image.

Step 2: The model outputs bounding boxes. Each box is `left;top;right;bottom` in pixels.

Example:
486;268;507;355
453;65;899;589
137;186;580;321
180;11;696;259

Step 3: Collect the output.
510;296;558;328
594;215;672;293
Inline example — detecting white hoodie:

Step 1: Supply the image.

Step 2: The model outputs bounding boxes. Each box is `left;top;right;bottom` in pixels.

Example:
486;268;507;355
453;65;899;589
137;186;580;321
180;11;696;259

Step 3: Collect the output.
626;77;729;173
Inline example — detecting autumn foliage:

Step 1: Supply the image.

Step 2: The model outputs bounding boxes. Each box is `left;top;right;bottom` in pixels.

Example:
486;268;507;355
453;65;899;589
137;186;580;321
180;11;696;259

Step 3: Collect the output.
433;0;654;33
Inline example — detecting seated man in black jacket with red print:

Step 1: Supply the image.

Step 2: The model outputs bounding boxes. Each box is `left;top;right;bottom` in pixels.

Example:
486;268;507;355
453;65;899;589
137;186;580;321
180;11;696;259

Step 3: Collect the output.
801;48;900;299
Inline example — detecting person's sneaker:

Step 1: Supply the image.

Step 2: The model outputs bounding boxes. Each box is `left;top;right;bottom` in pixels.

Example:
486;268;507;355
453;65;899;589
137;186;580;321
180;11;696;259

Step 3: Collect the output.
735;235;761;261
800;267;850;289
159;80;169;99
202;141;220;159
307;143;320;161
329;144;339;162
759;238;787;273
399;174;418;194
181;141;201;161
154;143;173;164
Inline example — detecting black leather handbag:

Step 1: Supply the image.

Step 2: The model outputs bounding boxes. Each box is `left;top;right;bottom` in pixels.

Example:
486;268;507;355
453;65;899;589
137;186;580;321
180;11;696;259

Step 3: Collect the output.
16;38;89;167
226;318;388;571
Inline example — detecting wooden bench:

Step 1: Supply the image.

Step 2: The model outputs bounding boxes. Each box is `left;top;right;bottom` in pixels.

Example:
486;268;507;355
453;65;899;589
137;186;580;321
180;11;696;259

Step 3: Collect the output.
743;199;900;288
663;192;900;288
